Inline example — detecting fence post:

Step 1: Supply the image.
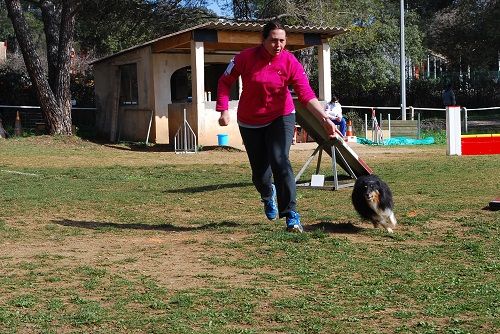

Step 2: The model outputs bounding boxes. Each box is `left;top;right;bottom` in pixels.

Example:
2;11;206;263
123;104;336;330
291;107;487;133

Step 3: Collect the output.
183;109;188;152
446;106;462;156
364;113;368;139
462;107;468;133
371;108;375;142
388;113;391;138
417;112;421;139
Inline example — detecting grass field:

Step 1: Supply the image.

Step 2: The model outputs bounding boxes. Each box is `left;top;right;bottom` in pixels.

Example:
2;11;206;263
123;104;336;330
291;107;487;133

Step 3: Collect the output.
0;136;498;334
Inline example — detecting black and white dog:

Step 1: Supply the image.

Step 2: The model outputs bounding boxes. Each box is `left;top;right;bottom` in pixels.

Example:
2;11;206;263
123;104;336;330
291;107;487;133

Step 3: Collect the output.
351;175;397;233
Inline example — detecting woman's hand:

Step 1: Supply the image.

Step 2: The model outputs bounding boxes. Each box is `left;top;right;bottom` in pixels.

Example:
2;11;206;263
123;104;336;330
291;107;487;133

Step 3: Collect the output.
321;117;337;138
306;99;339;139
218;110;230;126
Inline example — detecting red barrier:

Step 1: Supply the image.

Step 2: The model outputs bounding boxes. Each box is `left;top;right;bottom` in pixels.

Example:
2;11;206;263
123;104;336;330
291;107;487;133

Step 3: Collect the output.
461;134;500;155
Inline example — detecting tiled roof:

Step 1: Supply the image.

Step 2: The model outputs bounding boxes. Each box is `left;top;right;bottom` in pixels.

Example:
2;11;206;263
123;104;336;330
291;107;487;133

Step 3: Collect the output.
91;20;347;64
201;20;347;35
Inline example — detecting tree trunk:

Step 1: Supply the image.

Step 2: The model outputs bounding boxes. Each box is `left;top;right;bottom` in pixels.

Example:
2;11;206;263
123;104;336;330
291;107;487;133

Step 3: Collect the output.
41;1;60;89
5;0;74;135
55;0;77;133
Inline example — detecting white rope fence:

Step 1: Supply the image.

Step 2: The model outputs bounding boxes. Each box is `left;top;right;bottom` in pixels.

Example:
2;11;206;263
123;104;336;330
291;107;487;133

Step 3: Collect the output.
343;105;500;134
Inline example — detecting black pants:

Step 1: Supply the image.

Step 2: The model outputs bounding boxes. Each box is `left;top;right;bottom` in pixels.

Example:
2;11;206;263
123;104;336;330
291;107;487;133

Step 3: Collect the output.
239;114;296;218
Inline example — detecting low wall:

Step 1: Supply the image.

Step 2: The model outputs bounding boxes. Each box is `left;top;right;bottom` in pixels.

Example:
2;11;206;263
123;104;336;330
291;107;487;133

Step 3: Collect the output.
118;108;152;142
199;101;240;146
169;101;241;147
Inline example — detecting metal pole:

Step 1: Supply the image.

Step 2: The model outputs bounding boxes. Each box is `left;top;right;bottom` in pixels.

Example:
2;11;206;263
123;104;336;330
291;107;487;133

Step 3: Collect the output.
498;51;500;82
183;109;188;152
463;107;468;133
364;113;368;139
388;113;391;138
315;149;323;175
427;54;430;78
371;114;375;142
295;145;322;182
434;57;437;79
145;110;153;145
417;112;421;139
331;146;338;190
400;0;407;120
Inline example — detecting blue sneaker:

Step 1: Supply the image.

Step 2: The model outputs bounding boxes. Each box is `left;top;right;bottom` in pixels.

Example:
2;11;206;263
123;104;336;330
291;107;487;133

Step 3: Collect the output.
262;184;278;220
286;211;303;233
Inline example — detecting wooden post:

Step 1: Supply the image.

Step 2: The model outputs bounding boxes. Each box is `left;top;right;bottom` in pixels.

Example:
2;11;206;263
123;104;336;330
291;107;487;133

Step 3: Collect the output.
191;40;204;141
446;106;461;155
317;42;331;102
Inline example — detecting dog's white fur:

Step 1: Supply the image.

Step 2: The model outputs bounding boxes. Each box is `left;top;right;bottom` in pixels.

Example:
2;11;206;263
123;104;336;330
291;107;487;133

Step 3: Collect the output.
366;191;397;233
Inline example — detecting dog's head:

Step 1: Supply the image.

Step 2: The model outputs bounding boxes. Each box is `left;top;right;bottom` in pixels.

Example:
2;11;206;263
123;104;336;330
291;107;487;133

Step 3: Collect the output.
362;181;381;204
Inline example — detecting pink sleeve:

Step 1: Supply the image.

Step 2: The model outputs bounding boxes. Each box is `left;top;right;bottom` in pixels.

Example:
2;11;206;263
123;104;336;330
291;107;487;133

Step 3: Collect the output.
289;56;317;106
216;56;241;111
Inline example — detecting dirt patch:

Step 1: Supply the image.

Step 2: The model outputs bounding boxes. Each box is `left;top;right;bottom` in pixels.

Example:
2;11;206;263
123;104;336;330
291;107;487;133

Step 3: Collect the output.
1;222;259;290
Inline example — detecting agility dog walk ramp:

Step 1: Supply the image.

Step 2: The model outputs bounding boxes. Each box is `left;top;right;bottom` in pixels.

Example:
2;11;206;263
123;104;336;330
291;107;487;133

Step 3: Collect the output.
295;105;372;190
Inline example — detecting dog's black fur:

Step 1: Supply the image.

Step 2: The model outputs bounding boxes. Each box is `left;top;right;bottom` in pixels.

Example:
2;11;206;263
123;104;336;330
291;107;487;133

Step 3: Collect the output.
352;174;397;233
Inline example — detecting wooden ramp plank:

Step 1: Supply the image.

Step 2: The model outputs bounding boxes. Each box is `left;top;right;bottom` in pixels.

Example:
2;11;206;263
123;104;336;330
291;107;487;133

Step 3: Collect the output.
295;104;373;177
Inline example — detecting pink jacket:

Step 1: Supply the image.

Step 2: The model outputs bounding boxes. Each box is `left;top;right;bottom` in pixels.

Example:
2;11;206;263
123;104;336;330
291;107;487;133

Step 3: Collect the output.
216;45;316;125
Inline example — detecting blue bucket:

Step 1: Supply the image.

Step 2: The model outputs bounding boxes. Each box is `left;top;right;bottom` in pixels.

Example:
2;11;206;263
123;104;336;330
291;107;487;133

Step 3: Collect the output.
217;134;229;146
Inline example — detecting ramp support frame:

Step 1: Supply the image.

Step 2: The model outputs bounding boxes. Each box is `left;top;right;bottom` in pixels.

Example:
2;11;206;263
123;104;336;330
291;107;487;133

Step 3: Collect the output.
295;141;358;191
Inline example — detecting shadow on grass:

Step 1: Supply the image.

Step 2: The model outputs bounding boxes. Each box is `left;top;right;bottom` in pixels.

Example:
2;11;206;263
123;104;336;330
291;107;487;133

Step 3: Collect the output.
304;221;364;234
164;182;253;193
102;143;244;153
53;219;240;232
103;143;174;152
199;145;244;152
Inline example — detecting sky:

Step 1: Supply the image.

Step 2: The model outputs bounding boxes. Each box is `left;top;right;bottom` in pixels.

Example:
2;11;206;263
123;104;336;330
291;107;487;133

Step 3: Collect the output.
205;1;229;17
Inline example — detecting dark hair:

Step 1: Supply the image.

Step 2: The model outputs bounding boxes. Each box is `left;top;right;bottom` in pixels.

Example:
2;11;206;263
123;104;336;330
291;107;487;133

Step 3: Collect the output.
262;20;286;39
331;94;339;102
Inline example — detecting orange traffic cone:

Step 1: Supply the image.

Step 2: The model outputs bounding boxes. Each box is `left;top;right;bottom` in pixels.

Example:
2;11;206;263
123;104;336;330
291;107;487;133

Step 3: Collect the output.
346;119;354;137
345;119;357;143
14;111;22;136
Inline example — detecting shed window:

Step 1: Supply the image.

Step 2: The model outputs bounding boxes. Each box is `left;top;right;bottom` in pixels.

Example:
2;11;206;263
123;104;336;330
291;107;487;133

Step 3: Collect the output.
170;64;239;103
119;64;138;105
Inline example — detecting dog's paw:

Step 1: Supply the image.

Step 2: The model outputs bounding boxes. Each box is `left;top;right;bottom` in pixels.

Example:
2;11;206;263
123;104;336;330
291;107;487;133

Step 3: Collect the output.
386;227;394;233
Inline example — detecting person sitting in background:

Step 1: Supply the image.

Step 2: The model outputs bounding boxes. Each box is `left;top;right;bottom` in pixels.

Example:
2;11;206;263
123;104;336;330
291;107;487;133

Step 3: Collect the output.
325;95;347;136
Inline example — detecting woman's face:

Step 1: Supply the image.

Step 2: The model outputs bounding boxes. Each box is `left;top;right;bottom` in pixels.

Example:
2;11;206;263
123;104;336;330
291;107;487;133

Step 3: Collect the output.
263;28;286;56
